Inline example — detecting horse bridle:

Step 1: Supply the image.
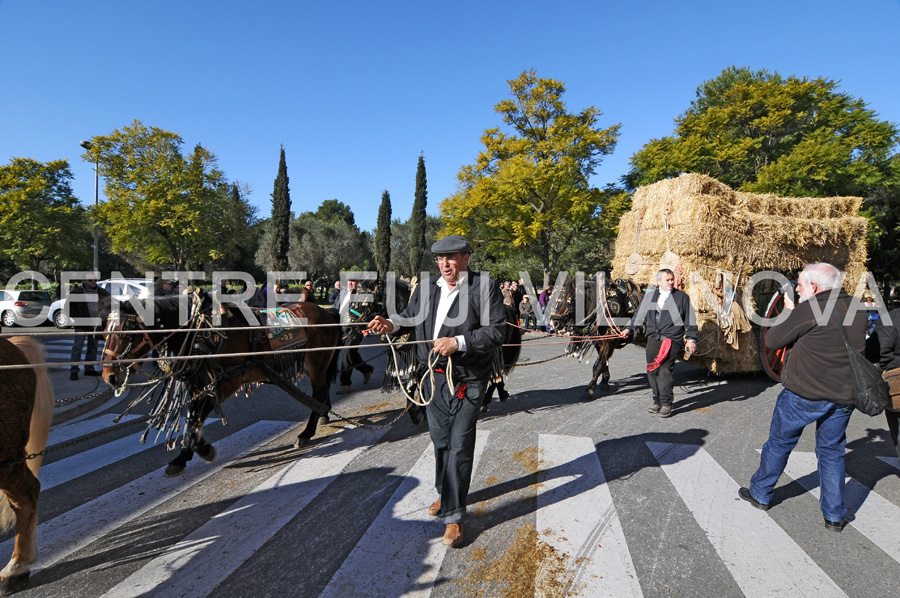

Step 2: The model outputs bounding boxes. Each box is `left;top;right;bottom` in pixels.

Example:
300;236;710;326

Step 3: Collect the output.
104;312;157;368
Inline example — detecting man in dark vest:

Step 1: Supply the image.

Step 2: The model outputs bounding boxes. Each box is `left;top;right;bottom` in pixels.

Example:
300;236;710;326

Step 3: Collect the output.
368;235;506;548
68;276;111;380
621;268;698;417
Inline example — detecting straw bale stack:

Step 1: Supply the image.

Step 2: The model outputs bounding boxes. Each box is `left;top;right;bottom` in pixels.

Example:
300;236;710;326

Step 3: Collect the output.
610;173;868;374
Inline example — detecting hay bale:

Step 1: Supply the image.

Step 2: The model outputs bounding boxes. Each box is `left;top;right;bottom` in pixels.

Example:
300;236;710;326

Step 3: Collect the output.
611;173;868;374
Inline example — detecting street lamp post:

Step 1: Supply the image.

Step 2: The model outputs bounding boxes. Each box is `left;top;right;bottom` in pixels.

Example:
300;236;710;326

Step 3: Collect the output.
80;140;99;274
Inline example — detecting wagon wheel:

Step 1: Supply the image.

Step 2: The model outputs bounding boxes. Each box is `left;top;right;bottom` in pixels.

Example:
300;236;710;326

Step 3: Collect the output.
759;286;793;381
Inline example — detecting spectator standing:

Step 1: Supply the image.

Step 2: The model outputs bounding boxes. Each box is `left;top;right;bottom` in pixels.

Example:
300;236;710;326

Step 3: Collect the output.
328;281;341;305
740;263;865;532
69;276;110;380
866;306;900;461
333;278;375;393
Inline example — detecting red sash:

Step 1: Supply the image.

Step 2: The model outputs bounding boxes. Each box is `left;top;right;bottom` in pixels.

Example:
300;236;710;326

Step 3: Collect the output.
647;338;672;372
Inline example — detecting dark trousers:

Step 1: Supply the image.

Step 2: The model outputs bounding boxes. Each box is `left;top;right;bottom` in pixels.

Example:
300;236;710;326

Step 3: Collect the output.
646;336;682;406
71;328;98;374
887;410;900;461
425;373;484;524
339;340;373;386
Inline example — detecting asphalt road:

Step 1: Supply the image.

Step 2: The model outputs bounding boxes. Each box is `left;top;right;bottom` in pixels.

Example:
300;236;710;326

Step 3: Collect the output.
4;332;899;597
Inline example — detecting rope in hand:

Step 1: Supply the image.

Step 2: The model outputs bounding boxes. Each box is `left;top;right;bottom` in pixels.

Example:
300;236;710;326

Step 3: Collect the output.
384;334;454;407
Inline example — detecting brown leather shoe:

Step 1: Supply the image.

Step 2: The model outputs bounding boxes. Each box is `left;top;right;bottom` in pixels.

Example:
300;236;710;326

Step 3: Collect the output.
427;500;442;517
442;523;463;548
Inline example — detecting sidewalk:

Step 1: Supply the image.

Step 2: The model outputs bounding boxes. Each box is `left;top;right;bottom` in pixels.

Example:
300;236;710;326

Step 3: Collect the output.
49;367;117;425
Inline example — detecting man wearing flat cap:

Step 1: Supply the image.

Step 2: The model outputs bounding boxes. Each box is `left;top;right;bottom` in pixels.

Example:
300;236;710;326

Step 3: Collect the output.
368;235;506;548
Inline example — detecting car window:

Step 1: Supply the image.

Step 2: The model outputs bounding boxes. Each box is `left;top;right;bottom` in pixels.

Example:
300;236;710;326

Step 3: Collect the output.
19;291;51;302
0;291;9;301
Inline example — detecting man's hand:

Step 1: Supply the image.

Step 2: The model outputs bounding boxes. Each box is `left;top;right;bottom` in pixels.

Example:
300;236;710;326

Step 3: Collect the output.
685;340;697;355
618;329;631;339
782;294;795;310
368;315;393;335
433;337;459;356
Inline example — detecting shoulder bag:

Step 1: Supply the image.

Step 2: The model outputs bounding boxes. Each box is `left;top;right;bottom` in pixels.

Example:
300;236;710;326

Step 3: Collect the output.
830;309;890;416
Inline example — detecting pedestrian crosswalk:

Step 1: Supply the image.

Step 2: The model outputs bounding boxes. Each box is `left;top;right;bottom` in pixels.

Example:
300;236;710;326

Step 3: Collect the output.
15;413;900;597
37;335;105;369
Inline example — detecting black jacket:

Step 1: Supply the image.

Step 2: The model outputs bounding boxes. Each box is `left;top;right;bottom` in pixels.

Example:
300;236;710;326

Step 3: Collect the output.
765;290;866;403
627;288;698;343
68;283;111;327
868;308;900;371
394;272;506;382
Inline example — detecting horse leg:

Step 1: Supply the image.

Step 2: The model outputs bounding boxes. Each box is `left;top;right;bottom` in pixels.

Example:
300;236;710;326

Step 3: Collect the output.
0;469;40;594
407;400;426;425
164;397;215;477
296;383;331;448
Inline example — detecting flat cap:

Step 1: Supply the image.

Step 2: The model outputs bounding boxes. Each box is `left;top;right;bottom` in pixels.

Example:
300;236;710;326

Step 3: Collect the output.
431;235;472;254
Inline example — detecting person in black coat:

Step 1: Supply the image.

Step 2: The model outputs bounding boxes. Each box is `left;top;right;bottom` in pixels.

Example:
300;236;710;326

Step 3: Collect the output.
367;235;506;548
621;268;698;417
333;278;374;393
866;307;900;461
68;276;111;380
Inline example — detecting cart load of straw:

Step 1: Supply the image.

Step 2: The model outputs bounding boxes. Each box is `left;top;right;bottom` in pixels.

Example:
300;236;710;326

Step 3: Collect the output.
610;173;868;374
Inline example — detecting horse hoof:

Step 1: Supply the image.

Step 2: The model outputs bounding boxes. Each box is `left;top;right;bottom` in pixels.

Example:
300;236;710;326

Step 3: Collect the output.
498;390;510;402
583;389;596;401
197;444;217;463
318;414;330;426
164;464;186;477
0;571;30;595
294;436;311;448
480;404;489;413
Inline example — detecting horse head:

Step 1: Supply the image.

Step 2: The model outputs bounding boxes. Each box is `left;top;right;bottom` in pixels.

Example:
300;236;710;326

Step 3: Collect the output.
101;294;194;390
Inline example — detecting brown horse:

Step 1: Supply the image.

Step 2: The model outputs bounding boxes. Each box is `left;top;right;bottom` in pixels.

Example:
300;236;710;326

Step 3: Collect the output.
0;336;53;594
101;292;340;476
549;277;641;399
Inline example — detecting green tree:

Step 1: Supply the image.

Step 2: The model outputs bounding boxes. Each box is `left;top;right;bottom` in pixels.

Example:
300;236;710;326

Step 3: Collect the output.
312;199;356;227
375;189;392;274
0;157;90;279
441;70;624;287
410;155;428;276
85;120;253;271
626;66;898;197
270;146;291;272
390;214;442;280
286;214;372;284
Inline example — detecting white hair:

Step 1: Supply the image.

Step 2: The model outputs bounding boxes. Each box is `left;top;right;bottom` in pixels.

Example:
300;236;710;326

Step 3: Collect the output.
799;263;842;291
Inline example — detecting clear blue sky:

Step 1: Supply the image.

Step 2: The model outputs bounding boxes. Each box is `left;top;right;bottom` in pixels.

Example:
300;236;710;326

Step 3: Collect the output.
2;0;898;231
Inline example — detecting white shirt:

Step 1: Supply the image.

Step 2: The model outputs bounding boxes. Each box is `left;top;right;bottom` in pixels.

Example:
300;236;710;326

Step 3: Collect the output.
387;275;468;352
657;289;672;311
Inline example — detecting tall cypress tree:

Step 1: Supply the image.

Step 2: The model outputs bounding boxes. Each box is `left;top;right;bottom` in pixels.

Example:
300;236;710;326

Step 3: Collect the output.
375;189;392;275
409;154;428;276
270;146;291;272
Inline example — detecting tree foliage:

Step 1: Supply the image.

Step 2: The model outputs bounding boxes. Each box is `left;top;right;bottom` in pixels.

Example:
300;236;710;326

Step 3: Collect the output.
375;190;392;274
286;213;372;283
312;199;356;227
0;157;90;274
270;146;291;272
86;120;254;271
410;155;428;276
440;70;624;287
626;66;900;282
390;215;442;280
627;66;898;197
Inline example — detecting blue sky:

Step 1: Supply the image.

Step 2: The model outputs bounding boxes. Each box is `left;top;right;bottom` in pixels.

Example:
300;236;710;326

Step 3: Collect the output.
2;0;898;231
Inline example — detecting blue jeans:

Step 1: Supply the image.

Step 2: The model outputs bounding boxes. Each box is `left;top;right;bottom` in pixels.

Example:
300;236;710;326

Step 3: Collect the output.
749;388;853;522
70;328;98;374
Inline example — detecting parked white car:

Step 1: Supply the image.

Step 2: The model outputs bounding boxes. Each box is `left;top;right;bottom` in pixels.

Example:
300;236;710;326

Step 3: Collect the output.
0;289;53;327
50;278;154;328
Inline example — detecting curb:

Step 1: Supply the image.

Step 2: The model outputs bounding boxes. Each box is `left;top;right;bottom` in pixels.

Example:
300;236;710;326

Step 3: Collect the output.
49;369;116;425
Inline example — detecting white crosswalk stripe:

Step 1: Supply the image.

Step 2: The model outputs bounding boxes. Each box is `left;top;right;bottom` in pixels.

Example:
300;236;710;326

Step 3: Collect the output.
101;426;389;598
781;450;900;563
537;434;641;597
321;432;490;598
17;416;900;597
647;442;847;598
